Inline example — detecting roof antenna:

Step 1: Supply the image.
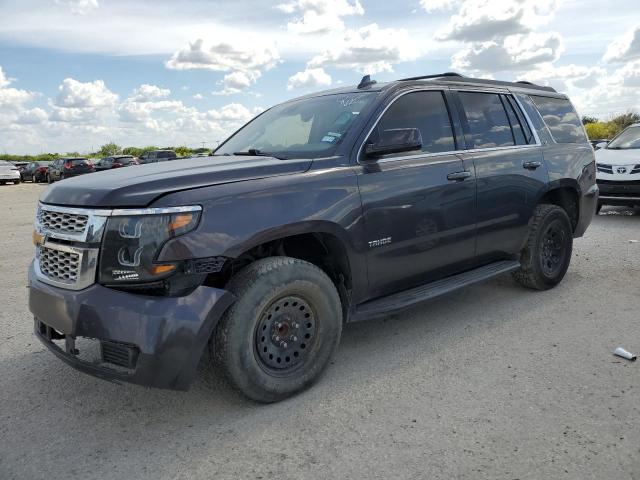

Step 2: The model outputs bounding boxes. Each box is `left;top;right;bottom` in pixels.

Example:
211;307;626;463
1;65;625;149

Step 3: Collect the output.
357;74;377;89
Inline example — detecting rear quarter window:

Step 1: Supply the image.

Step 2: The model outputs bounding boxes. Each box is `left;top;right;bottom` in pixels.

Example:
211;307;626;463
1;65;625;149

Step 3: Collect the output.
530;95;586;144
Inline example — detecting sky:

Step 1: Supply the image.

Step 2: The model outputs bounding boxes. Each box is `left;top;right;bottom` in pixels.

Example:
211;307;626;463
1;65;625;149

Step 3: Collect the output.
0;0;639;154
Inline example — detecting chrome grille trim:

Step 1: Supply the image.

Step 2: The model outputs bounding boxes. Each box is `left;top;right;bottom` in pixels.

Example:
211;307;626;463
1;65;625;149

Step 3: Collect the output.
38;209;88;234
36;203;111;243
34;203;202;290
34;242;99;291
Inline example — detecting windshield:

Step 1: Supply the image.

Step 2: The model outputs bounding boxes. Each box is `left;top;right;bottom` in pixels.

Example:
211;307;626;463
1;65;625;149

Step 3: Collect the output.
607;126;640;149
215;92;377;159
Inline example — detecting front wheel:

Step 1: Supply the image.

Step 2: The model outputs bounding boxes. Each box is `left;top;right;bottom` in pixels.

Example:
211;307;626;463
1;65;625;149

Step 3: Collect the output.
513;204;573;291
213;257;342;403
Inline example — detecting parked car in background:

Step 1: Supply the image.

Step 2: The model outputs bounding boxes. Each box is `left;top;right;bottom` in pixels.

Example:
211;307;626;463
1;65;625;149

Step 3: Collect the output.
138;150;177;164
595;123;640;212
47;157;94;183
30;72;597;402
94;155;138;172
21;161;51;183
0;160;21;184
590;138;609;149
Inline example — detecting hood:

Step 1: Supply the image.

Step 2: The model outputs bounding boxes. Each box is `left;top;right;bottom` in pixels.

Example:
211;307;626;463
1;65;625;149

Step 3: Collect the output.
595;147;640;166
40;155;312;207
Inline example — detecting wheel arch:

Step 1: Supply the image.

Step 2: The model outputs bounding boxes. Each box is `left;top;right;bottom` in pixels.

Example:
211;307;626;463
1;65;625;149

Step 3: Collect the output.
536;180;580;231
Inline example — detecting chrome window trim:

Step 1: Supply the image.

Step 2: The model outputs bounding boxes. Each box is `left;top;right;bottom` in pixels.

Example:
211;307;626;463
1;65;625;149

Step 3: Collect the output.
35;241;100;291
357;87;543;166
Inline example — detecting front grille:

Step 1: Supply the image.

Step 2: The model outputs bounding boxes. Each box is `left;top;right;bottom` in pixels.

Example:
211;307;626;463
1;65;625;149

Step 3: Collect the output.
597;179;640;186
38;246;80;283
38;209;88;235
596;164;613;174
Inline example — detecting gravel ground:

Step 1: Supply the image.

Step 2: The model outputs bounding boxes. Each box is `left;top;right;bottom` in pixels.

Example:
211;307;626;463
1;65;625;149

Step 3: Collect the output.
1;182;639;480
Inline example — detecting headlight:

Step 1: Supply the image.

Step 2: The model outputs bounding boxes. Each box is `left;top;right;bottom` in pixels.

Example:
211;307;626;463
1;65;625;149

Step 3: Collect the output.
98;206;201;284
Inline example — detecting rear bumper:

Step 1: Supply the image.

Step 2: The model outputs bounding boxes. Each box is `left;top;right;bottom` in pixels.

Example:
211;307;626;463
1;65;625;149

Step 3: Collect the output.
597;180;640;205
28;262;234;390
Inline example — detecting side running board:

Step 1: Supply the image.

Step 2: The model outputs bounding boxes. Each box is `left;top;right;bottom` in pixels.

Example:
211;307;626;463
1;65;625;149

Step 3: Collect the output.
350;260;520;323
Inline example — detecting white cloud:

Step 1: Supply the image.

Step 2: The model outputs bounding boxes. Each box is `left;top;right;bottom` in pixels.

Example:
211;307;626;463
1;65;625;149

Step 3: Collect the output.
55;78;118;109
309;24;421;74
55;0;99;15
287;67;332;90
279;0;364;34
453;32;563;72
603;26;640;63
437;0;559;42
192;93;205;100
130;84;170;102
213;71;262;95
16;107;48;125
517;64;606;92
420;0;458;12
0;66;13;88
0;86;35;110
165;39;279;74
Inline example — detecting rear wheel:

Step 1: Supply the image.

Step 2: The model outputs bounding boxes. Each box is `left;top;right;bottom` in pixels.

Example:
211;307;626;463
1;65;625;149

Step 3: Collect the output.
213;256;342;402
513;204;573;291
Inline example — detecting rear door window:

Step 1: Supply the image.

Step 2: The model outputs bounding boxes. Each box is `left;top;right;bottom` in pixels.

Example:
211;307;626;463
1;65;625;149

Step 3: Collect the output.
369;90;456;157
458;92;515;149
530;95;586;144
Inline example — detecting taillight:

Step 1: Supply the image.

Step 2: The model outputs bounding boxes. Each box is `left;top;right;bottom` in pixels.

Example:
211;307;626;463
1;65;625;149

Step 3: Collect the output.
88;164;94;170
64;163;72;170
113;163;122;168
36;167;46;173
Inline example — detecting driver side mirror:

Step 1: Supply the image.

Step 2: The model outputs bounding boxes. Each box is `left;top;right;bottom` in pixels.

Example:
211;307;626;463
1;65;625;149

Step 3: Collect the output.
365;128;422;158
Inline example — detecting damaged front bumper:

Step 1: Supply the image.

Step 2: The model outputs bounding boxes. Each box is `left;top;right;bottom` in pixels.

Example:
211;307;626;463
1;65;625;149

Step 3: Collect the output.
28;262;234;390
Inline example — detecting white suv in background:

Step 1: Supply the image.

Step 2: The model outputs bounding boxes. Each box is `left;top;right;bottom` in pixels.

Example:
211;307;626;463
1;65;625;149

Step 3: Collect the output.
595;123;640;212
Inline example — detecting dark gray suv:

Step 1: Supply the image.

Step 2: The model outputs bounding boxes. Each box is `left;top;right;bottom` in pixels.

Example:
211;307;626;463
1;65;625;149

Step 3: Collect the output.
28;73;597;402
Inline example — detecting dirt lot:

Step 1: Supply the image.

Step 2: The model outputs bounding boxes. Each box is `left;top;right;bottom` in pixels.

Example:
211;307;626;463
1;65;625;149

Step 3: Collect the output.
1;182;639;480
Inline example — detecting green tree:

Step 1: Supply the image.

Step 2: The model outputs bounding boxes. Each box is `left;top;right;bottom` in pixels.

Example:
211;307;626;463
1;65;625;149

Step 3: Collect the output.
98;142;121;157
608;111;640;132
582;115;598;125
174;145;192;157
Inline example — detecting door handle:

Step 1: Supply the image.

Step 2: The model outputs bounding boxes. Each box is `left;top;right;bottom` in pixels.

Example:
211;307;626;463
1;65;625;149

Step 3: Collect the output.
523;161;542;170
447;171;472;181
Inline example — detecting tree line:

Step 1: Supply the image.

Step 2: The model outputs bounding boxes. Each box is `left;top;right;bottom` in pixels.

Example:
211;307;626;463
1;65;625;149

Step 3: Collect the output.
0;143;211;163
581;111;640;140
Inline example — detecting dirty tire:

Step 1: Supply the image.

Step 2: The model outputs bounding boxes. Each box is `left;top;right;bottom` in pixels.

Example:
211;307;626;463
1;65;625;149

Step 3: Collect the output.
513;204;573;291
212;256;342;403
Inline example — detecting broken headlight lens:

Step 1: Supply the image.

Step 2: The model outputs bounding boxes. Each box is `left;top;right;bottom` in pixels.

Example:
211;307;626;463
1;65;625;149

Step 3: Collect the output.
98;207;201;284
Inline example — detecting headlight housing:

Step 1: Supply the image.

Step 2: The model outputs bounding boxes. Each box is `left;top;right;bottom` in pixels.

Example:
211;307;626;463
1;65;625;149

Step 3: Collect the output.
98;206;201;285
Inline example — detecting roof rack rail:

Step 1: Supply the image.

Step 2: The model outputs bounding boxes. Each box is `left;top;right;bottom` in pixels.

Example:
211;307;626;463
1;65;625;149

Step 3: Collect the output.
438;76;557;93
395;73;557;93
398;72;464;81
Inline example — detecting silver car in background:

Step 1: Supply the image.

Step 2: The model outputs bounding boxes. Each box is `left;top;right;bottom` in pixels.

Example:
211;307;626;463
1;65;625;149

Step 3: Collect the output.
0;161;21;185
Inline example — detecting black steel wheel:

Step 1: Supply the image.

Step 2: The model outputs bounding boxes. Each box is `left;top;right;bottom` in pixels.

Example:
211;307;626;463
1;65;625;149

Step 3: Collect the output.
255;295;317;373
513;204;573;290
539;220;568;277
213;257;342;402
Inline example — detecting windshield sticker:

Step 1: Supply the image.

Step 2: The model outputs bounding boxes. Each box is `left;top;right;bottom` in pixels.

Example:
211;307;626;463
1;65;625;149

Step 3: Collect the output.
321;135;339;143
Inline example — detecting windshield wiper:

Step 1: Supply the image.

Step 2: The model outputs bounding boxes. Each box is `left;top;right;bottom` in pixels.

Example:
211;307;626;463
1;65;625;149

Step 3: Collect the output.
232;149;289;160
